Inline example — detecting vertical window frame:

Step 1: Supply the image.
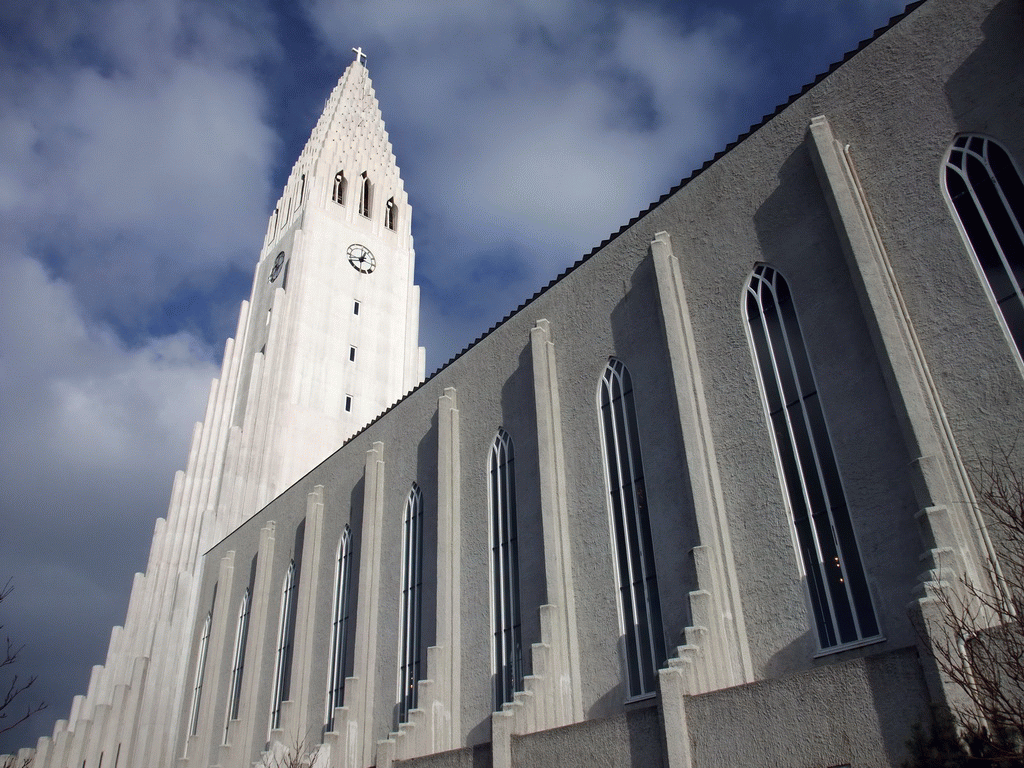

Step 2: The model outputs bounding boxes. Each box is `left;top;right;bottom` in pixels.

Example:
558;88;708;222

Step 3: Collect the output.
489;428;524;709
359;172;371;218
333;171;346;205
943;134;1024;366
270;561;297;732
597;359;666;700
744;264;881;652
326;526;354;730
188;612;212;738
397;485;424;724
224;589;251;742
385;197;397;231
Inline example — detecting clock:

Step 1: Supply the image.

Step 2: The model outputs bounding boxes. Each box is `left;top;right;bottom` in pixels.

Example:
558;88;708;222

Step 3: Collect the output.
269;252;285;282
347;243;376;274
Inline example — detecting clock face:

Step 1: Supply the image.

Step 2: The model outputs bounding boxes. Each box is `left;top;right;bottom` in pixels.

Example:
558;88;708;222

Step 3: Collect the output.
347;243;376;274
269;252;285;282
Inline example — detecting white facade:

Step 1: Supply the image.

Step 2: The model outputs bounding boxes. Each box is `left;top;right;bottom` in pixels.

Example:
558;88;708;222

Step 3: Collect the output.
4;59;423;768
8;1;1024;766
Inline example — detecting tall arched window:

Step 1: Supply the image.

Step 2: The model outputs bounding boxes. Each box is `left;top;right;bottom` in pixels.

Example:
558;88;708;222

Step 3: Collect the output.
270;561;297;730
945;135;1024;358
490;428;523;708
745;265;879;650
188;612;212;737
326;525;353;729
598;359;665;698
397;485;423;723
298;173;305;206
333;171;346;205
224;589;251;742
359;172;371;218
385;197;397;231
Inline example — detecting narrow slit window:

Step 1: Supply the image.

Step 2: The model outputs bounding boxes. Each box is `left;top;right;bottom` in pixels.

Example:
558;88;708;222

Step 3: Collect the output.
333;171;346;205
745;265;879;650
598;359;665;698
359;172;371;218
327;525;353;729
298;174;305;206
349;346;357;362
188;612;212;737
945;135;1024;359
270;561;297;731
224;589;251;742
397;485;424;723
345;395;352;412
353;301;360;316
385;197;397;231
490;428;523;708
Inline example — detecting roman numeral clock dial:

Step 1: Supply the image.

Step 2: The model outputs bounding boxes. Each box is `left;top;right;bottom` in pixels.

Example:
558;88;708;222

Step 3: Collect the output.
347;243;376;274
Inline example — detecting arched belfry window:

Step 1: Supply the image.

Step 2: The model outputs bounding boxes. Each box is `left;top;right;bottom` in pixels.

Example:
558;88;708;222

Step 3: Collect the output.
598;359;665;698
333;171;346;205
945;135;1024;358
397;484;424;723
385;197;397;231
327;525;353;729
270;561;297;731
490;428;523;708
359;172;371;218
188;612;212;737
224;589;251;742
745;265;879;650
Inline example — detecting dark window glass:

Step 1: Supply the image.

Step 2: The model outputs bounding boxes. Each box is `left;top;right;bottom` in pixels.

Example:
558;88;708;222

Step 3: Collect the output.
599;359;666;697
398;485;424;723
946;135;1024;356
745;265;879;650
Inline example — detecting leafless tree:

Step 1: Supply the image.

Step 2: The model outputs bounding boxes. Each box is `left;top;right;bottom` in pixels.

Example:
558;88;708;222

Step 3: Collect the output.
0;580;45;737
0;580;45;768
921;448;1024;762
260;730;323;768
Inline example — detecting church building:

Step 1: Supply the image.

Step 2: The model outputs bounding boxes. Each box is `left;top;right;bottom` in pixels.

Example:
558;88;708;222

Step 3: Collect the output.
6;0;1024;765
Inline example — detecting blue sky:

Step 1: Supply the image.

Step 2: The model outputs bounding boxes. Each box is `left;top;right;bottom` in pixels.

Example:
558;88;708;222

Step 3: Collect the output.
0;0;907;752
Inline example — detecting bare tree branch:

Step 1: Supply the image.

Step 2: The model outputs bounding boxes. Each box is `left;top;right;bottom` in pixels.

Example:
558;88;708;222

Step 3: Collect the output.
0;580;46;737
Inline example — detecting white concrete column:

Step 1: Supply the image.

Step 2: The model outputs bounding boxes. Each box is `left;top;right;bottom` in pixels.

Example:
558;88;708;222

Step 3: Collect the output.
649;231;753;690
528;319;584;725
807;116;991;585
187;551;237;766
233;522;277;768
351;442;386;768
288;485;328;740
434;387;462;749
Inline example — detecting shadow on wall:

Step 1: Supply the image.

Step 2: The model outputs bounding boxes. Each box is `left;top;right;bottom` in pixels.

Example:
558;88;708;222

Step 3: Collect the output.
945;0;1023;156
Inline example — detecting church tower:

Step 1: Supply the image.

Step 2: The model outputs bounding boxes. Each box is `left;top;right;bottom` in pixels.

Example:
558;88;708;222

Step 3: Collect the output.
16;52;424;768
222;50;425;539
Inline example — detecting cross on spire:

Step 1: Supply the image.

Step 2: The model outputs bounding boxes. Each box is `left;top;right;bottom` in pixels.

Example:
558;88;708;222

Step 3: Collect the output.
352;46;367;65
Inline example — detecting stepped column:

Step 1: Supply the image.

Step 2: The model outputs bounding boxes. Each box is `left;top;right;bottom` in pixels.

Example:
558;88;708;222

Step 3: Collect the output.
649;231;753;690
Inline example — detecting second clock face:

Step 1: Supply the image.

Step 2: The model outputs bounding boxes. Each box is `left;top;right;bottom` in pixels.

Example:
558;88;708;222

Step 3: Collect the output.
347;243;376;274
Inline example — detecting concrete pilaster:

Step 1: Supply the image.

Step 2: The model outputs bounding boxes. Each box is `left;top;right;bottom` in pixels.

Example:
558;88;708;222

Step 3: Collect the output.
649;231;753;690
186;551;237;766
351;443;386;768
528;319;584;724
232;522;277;768
288;486;328;742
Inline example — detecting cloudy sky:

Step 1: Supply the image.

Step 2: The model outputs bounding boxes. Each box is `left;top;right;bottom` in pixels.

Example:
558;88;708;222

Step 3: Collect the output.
0;0;908;752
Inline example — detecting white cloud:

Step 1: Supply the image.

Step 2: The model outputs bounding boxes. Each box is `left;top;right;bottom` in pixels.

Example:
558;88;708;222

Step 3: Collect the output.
0;253;218;732
301;0;751;366
0;0;278;327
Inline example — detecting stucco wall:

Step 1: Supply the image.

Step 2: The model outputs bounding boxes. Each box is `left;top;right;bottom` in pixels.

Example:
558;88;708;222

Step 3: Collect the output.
686;647;930;767
179;0;1024;764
